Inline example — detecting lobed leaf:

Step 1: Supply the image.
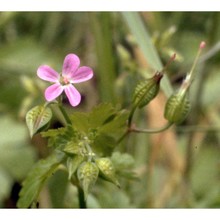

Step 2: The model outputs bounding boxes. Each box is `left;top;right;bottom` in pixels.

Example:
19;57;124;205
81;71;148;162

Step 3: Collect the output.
70;112;89;133
100;110;129;139
41;126;79;150
17;154;62;208
89;103;116;127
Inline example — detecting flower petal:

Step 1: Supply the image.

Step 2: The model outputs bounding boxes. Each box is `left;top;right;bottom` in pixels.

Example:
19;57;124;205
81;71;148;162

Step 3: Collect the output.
71;66;93;83
64;84;81;107
45;83;63;101
37;65;59;82
62;54;80;77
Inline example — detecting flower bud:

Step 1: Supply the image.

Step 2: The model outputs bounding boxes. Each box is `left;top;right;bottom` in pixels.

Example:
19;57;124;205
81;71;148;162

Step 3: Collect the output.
95;157;120;188
133;72;163;108
77;161;99;200
164;92;190;124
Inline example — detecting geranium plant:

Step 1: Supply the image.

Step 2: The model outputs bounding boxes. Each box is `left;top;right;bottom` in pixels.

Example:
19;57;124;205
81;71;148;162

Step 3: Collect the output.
18;41;205;208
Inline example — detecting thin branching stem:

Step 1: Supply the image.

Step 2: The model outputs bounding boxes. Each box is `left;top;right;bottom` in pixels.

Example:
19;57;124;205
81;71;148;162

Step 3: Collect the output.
130;122;173;134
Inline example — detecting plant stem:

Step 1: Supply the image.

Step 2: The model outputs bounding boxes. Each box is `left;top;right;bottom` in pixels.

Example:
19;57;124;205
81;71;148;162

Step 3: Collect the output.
58;104;72;125
116;129;130;145
130;122;173;134
77;186;87;208
70;178;87;208
128;106;137;127
117;122;173;145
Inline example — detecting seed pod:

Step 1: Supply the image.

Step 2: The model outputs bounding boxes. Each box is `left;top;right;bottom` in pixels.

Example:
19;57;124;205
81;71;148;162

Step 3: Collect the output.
133;72;163;108
164;92;190;124
95;157;120;188
77;161;99;200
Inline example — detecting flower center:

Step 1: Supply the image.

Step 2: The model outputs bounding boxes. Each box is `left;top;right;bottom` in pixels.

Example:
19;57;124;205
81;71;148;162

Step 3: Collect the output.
60;75;70;85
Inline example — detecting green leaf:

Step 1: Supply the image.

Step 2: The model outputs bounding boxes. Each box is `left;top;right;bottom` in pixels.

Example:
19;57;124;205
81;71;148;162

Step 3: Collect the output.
89;103;116;127
26;105;52;138
41;127;66;139
69;103;129;156
41;126;78;150
43;104;128;158
92;134;116;156
41;127;67;148
17;154;61;208
70;112;89;133
100;109;129;139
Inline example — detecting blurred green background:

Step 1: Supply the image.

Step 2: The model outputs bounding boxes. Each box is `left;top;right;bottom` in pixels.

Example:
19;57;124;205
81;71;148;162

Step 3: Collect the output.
0;12;220;208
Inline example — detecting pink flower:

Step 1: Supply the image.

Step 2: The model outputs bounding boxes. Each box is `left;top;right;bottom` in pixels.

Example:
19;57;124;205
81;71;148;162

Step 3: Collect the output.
37;54;93;107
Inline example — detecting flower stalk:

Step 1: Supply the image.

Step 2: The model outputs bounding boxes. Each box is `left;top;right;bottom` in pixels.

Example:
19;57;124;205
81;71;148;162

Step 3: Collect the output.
58;103;72;125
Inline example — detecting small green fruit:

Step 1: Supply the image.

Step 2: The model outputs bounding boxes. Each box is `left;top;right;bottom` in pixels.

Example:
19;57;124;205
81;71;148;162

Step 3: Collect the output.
164;93;190;124
133;72;163;109
77;161;99;200
95;157;120;187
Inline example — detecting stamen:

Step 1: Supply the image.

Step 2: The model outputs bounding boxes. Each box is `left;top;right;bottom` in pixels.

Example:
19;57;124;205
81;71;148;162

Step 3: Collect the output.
60;76;70;85
63;77;69;84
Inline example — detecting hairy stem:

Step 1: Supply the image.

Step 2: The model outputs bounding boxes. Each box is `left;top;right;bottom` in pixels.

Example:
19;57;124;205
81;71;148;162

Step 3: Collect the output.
58;104;72;125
